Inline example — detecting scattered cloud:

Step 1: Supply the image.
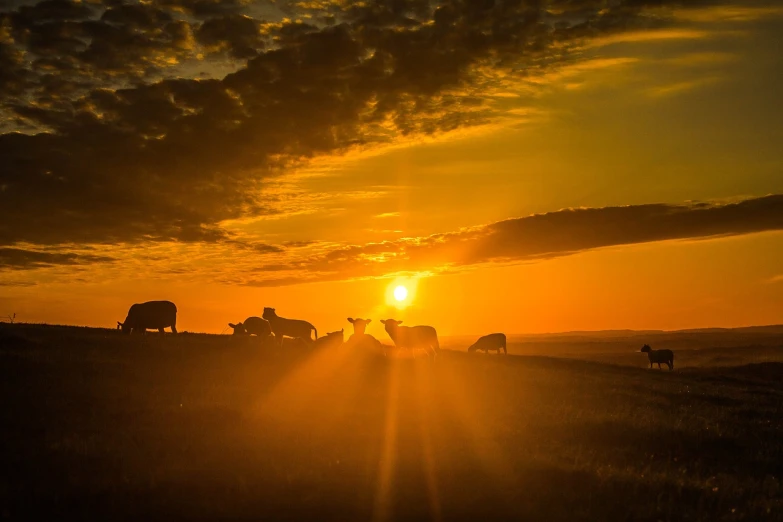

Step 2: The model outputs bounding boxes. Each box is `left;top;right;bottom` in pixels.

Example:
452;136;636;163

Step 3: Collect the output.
767;274;783;284
673;6;783;23
646;76;723;97
0;247;115;270
0;0;736;248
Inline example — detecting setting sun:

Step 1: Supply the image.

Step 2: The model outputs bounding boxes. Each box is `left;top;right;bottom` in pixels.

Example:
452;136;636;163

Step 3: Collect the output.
393;285;408;302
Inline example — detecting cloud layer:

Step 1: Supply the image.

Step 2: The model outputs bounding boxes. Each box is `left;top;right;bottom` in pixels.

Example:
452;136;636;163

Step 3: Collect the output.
2;0;699;248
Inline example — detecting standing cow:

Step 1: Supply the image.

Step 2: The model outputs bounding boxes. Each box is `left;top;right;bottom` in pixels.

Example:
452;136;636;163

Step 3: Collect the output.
228;316;271;337
468;333;507;355
640;344;674;370
262;308;317;347
118;301;177;334
380;319;439;358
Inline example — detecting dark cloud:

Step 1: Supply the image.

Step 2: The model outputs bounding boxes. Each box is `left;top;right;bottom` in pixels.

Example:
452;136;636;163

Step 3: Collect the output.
239;195;783;286
195;14;267;58
0;0;719;251
0;247;115;269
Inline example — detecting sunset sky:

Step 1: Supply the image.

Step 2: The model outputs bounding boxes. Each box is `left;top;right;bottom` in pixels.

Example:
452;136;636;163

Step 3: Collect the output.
1;0;782;336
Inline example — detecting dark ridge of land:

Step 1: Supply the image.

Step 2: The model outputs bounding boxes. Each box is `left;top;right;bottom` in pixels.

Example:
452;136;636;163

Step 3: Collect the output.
1;323;783;521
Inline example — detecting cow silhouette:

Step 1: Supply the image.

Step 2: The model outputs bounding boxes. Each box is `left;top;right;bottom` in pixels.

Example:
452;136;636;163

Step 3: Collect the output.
641;344;674;370
228;317;271;337
117;301;177;334
468;333;507;355
262;307;317;347
380;319;439;358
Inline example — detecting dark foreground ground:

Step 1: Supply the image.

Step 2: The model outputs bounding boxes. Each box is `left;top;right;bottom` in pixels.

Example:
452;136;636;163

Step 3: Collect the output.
1;324;783;521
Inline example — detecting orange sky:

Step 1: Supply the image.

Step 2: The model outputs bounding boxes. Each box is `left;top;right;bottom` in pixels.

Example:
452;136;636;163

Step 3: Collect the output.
1;2;782;336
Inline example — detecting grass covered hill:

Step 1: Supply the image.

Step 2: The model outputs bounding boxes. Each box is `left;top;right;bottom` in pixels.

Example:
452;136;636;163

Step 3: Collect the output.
1;323;782;521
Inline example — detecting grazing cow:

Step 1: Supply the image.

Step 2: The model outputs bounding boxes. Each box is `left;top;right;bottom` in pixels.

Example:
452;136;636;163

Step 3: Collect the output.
641;344;674;370
117;301;177;334
380;319;439;358
228;317;271;337
468;333;507;355
262;307;317;346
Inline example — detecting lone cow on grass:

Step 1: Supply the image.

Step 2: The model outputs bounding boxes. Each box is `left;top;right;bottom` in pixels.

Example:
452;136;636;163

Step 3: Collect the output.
118;300;177;334
640;344;674;370
381;319;439;358
228;317;272;338
468;333;507;355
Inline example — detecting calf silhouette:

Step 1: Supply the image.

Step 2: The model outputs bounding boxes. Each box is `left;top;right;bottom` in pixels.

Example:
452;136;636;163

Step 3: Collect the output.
117;301;177;334
381;319;439;358
468;333;507;355
641;344;674;370
228;317;271;337
262;307;317;347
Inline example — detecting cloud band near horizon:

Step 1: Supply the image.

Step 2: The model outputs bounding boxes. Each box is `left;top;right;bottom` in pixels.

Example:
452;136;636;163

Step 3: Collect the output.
240;194;783;286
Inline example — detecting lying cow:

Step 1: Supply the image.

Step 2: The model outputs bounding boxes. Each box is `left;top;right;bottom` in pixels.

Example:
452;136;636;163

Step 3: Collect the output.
468;333;507;355
118;300;177;334
228;316;271;337
262;307;317;347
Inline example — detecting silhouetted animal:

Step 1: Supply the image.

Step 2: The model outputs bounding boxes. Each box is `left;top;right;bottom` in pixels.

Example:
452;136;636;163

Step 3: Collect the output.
380;319;439;357
347;317;372;335
468;333;507;355
262;307;317;346
641;344;674;370
315;329;344;349
117;301;177;334
228;317;271;337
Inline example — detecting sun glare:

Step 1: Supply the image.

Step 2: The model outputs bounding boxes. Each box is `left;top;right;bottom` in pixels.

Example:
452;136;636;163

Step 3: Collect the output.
385;277;420;309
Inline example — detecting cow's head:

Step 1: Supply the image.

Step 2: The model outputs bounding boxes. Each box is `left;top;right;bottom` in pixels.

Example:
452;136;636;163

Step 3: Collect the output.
229;322;247;335
262;307;276;320
347;317;371;334
641;344;651;353
117;321;131;334
380;319;402;332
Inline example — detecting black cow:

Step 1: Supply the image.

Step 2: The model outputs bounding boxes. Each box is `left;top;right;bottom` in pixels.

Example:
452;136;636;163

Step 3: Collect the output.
118;301;177;334
228;317;272;337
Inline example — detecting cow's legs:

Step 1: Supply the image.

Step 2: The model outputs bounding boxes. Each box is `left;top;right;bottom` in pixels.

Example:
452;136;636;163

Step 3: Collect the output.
158;327;165;333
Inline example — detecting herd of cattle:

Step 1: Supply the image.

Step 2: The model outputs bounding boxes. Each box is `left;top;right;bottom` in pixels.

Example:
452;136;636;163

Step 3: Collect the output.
116;300;674;367
116;300;506;357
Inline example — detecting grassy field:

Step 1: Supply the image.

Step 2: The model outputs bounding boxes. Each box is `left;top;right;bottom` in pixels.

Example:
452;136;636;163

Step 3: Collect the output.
1;324;783;521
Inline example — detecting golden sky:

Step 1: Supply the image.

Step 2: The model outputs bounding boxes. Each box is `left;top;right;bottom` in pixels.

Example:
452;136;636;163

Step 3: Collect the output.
1;1;782;335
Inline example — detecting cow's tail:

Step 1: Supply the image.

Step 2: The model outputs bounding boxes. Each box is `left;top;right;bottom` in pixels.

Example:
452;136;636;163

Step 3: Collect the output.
433;335;440;353
502;336;507;355
313;326;318;341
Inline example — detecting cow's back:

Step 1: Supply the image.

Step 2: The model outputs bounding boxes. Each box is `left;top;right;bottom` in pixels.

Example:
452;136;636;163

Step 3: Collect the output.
128;301;177;329
479;333;505;348
399;325;437;347
244;317;271;336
